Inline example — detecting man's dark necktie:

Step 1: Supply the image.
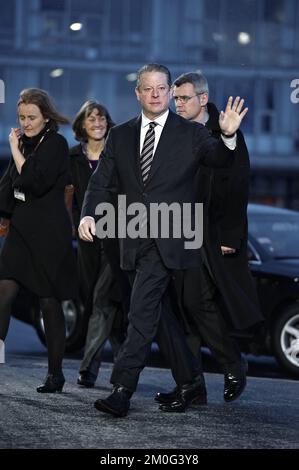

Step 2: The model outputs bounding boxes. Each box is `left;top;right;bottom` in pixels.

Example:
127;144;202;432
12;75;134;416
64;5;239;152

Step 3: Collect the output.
140;122;157;184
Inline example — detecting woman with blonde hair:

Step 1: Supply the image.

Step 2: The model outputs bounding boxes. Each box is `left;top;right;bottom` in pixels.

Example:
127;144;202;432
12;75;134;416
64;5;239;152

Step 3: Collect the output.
0;88;78;392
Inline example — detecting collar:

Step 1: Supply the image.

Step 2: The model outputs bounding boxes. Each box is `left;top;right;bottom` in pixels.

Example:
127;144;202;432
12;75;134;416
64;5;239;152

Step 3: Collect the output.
201;108;210;126
141;109;169;129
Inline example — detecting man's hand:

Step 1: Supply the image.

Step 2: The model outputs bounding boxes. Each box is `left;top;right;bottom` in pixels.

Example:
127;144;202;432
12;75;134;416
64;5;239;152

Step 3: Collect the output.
219;96;248;136
78;216;96;242
221;245;236;255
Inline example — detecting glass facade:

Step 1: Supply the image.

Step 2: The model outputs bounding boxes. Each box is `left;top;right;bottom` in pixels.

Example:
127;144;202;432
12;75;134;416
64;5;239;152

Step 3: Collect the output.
0;0;298;207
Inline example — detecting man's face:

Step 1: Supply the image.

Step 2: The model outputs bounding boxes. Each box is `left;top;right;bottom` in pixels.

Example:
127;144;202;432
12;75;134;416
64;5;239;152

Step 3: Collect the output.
173;83;208;122
135;71;171;119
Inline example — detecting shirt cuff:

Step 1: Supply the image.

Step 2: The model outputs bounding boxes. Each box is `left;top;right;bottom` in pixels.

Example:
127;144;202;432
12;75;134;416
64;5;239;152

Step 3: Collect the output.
221;133;237;150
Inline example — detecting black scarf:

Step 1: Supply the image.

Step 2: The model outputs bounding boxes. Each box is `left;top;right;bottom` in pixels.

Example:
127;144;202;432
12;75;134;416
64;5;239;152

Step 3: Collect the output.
20;122;52;158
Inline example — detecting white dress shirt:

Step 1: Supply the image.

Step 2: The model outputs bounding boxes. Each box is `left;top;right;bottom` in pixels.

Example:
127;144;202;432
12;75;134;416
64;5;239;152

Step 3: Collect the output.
80;108;236;226
140;110;169;156
140;109;236;153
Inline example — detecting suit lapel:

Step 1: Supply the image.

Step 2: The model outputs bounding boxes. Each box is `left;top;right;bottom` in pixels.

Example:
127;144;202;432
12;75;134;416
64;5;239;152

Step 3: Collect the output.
145;110;179;186
128;115;143;187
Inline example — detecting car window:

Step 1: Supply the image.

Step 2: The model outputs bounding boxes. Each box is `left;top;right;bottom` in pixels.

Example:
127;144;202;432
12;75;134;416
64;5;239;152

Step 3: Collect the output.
247;244;258;262
249;214;299;259
247;239;262;263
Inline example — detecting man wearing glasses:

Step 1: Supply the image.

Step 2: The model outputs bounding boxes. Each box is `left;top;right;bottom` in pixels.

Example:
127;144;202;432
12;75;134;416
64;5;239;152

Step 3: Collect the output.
79;64;248;417
155;72;264;408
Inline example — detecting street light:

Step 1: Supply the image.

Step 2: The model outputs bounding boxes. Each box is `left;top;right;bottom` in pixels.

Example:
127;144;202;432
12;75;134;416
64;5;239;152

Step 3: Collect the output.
126;73;137;82
70;22;82;31
238;32;251;45
50;68;64;78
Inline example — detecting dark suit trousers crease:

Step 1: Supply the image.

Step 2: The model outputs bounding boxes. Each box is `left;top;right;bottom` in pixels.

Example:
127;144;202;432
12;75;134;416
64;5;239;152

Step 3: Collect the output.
110;239;201;392
180;261;241;369
79;249;124;375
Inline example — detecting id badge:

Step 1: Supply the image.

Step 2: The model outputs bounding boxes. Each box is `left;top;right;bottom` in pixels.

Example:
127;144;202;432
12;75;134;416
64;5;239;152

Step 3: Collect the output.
14;188;26;202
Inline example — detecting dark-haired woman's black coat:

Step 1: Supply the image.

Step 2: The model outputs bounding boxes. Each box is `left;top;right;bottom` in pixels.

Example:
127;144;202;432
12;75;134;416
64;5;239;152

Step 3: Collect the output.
0;130;78;300
69;144;129;311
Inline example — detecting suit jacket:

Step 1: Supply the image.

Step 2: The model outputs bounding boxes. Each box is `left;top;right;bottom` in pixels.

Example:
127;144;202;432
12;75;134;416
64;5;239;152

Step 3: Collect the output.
81;110;234;271
174;102;263;331
69;143;130;308
196;102;250;250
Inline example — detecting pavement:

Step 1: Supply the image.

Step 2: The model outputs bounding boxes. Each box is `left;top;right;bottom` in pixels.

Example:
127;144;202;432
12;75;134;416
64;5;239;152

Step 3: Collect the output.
0;354;298;450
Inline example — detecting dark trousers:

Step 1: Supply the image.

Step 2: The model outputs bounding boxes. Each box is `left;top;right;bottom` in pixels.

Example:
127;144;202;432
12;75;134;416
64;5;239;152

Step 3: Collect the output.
172;256;241;373
110;239;201;392
79;253;125;376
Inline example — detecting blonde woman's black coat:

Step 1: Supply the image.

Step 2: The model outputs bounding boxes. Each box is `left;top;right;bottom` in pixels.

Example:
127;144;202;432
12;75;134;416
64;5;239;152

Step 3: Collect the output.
0;129;78;300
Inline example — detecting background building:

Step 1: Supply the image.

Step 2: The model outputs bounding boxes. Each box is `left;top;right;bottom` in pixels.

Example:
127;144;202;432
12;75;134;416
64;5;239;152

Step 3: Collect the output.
0;0;299;207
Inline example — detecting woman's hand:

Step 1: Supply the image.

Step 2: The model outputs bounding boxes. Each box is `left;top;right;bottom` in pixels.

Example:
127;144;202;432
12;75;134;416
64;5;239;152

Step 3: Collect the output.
9;128;21;150
221;245;236;255
9;128;25;174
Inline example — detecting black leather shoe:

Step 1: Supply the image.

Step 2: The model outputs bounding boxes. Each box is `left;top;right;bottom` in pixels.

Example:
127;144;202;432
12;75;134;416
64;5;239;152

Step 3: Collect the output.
159;378;207;413
223;359;248;402
94;384;132;417
77;371;97;388
155;383;207;406
36;373;65;393
155;387;179;404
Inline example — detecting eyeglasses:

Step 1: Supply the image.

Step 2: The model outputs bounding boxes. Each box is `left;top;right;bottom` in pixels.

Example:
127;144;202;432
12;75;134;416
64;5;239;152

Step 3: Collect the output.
173;93;205;104
139;86;170;96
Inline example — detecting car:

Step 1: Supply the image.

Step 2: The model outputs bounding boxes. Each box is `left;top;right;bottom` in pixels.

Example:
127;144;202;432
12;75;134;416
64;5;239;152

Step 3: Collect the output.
4;203;299;377
246;204;299;376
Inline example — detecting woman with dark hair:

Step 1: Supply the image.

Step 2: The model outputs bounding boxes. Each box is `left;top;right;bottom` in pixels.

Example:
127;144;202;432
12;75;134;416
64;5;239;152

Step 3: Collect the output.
0;88;78;392
70;100;129;388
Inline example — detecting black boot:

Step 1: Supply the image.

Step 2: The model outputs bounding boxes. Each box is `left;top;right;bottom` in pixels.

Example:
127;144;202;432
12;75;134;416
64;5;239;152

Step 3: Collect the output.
94;384;132;417
77;370;97;388
36;373;65;393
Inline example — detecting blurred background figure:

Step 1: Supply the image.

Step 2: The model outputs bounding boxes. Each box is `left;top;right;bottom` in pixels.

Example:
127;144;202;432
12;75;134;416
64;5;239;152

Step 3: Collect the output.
164;72;264;403
70;100;129;388
0;88;78;393
0;1;299;210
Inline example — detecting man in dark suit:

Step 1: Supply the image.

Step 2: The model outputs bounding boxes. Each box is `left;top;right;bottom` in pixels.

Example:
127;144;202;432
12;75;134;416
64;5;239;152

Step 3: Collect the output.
155;72;264;408
79;63;248;418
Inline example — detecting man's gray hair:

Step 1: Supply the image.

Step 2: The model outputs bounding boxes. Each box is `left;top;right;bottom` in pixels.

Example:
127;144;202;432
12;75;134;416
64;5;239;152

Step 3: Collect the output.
173;71;209;95
136;63;172;89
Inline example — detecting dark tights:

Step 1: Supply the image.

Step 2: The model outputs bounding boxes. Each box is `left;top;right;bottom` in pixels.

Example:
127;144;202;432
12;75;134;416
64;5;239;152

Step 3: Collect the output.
0;280;19;340
0;279;65;376
39;297;65;375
